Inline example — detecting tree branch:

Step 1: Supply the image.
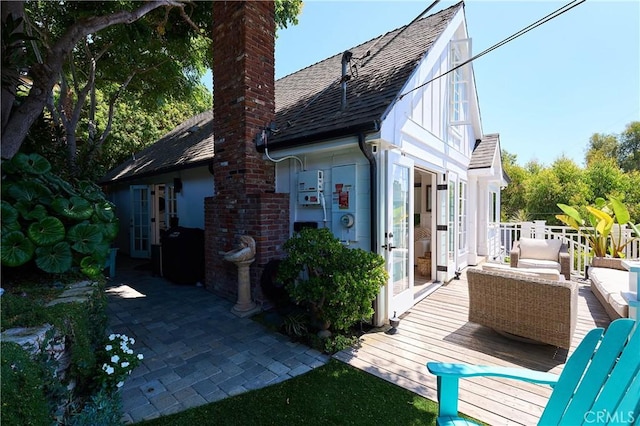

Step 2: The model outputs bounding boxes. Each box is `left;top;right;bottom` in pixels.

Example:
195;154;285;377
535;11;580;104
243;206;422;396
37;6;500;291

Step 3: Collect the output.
1;0;189;159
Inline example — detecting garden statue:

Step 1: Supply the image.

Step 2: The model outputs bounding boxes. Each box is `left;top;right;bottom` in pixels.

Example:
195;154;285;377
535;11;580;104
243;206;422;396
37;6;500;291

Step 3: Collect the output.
223;235;259;317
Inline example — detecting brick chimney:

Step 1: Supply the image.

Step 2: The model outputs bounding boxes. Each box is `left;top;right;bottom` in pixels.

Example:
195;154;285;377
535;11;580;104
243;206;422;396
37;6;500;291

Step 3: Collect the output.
205;1;290;300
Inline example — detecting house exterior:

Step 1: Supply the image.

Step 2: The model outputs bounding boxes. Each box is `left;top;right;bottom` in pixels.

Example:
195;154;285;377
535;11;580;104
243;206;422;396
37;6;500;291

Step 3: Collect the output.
100;111;214;257
101;2;505;325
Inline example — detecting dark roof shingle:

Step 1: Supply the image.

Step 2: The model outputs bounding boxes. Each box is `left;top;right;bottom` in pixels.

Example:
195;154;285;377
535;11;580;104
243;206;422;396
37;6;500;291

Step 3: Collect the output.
100;110;213;183
469;133;499;169
270;2;462;146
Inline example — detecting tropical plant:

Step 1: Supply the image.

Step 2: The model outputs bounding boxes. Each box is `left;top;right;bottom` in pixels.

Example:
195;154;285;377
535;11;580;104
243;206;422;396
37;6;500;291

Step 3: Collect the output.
277;228;388;334
1;152;119;276
556;197;640;258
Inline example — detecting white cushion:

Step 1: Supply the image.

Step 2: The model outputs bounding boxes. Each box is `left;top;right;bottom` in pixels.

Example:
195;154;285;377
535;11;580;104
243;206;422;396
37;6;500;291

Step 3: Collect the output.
517;258;561;273
482;262;561;281
589;267;629;318
518;238;562;261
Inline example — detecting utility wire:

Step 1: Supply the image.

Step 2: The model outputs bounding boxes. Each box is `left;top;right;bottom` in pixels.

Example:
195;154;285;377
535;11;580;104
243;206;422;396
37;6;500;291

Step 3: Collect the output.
359;0;441;67
396;0;586;102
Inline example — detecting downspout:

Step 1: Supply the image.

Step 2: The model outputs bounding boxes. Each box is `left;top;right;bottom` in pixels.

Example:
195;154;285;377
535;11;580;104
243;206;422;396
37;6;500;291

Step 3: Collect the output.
358;132;377;252
359;130;384;327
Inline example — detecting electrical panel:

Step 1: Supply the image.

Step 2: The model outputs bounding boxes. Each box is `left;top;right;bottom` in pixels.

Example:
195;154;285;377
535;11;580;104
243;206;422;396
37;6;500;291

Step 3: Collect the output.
297;170;323;205
331;164;357;242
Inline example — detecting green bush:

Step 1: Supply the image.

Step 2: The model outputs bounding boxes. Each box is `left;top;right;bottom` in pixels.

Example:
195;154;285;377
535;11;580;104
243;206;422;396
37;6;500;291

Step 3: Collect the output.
0;281;109;422
0;342;51;426
1;153;119;277
278;228;388;333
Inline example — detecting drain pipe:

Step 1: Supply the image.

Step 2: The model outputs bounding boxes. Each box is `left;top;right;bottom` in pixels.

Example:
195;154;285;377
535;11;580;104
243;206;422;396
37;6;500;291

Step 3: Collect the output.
358;133;377;253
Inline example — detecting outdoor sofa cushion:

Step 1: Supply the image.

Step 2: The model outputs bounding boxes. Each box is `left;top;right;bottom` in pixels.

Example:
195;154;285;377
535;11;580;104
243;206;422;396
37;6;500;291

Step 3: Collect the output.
588;266;629;319
482;262;561;281
518;238;563;261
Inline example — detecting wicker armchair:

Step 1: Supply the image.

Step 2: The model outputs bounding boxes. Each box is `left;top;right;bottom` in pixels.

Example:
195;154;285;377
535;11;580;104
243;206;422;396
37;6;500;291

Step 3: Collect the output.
467;268;578;349
510;238;571;281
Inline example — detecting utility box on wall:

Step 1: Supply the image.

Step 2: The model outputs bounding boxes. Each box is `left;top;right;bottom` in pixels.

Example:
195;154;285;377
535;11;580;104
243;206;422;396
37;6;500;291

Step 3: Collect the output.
297;170;323;205
331;164;357;243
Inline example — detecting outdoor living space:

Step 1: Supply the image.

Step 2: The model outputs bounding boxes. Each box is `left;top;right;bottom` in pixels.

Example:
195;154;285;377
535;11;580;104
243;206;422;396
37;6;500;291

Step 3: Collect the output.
334;266;611;426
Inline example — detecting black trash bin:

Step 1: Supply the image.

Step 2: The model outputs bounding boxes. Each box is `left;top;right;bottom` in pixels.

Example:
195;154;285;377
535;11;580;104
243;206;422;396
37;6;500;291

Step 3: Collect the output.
161;226;204;285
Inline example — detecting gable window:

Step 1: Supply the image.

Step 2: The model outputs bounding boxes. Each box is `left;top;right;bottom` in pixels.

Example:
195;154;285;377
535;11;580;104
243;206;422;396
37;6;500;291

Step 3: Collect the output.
448;39;471;148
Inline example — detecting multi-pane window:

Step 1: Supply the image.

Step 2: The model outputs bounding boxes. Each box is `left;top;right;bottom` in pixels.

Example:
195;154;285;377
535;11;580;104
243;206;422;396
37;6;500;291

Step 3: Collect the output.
166;184;178;226
458;181;467;251
448;181;455;260
448;39;471;148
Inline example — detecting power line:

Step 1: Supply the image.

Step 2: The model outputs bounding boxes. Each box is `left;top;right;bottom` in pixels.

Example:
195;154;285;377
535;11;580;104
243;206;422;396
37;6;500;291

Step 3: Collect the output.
396;0;587;102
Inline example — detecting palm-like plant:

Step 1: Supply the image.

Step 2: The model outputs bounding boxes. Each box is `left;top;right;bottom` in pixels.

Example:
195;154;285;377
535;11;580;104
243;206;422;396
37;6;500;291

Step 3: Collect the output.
557;197;640;258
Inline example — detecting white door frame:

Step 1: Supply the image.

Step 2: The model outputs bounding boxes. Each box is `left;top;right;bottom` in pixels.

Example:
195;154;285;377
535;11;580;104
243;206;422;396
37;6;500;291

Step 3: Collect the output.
384;151;415;318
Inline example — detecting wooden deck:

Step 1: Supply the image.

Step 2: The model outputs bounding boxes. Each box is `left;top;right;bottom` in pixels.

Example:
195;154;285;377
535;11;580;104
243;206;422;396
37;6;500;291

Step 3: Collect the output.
334;268;611;425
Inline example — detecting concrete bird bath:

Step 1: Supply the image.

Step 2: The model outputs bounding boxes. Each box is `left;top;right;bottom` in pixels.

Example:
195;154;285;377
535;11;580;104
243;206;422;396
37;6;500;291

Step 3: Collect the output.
223;235;260;317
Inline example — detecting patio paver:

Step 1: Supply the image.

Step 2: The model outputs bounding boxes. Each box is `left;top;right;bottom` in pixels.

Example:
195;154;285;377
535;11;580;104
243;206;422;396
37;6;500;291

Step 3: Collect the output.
106;257;330;424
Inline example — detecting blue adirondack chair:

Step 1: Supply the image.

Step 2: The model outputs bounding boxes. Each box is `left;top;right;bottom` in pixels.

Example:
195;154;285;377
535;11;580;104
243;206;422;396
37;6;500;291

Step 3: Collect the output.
426;318;640;426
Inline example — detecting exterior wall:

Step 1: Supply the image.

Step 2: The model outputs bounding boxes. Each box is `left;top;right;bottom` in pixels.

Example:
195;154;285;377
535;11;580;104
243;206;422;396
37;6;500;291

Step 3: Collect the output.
103;166;214;256
376;9;482;277
273;139;372;251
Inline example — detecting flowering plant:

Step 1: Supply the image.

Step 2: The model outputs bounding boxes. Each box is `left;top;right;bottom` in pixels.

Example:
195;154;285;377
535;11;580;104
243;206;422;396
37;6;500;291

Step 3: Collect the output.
98;333;143;392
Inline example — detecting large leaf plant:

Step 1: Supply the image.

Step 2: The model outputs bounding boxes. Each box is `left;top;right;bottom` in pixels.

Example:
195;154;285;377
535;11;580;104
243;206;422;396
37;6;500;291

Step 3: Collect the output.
557;197;640;258
1;153;119;277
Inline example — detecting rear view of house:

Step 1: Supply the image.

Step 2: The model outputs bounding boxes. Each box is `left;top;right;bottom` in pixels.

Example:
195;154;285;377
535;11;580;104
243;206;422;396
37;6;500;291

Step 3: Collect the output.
102;1;505;325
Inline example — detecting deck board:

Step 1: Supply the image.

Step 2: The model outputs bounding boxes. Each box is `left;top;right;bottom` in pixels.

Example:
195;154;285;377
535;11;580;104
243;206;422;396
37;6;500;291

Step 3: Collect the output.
334;268;611;425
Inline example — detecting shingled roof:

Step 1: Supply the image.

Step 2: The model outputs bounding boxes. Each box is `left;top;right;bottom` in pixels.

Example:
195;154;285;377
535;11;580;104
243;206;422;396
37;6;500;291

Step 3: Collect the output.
101;110;213;183
102;3;463;183
269;2;462;147
469;133;499;170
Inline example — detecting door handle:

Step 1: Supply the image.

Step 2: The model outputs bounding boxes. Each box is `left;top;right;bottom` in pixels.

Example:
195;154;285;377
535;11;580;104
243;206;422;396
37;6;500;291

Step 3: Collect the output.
381;244;397;252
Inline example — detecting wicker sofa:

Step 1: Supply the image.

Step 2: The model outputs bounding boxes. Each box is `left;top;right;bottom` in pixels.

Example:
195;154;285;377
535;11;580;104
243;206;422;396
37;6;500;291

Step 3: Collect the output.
510;238;571;281
467;268;578;349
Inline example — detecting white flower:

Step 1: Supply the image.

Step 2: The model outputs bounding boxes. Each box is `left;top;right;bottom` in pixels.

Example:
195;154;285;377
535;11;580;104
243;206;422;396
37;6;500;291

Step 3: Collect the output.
137;354;144;360
109;334;116;341
111;355;120;363
129;337;135;344
105;344;113;351
105;365;114;375
127;349;133;355
117;381;124;388
121;361;130;368
102;363;109;371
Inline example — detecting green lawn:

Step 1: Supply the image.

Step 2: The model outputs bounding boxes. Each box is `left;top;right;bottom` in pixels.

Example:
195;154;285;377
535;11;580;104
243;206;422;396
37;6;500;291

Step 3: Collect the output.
141;359;468;426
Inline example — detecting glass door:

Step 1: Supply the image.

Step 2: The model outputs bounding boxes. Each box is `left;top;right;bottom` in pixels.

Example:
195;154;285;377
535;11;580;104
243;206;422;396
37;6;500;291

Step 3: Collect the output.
385;151;414;317
130;185;151;258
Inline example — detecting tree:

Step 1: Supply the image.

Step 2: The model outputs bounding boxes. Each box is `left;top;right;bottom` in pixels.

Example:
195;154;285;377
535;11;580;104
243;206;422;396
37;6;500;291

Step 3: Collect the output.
1;0;302;165
585;132;619;166
500;150;529;221
618;121;640;172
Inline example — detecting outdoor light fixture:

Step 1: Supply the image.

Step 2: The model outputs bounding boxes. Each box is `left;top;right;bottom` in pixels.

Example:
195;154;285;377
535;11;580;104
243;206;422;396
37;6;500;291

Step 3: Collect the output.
388;311;400;335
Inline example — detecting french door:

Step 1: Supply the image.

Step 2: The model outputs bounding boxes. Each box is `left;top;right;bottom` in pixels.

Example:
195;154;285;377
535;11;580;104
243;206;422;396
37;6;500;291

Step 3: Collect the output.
130;185;151;258
384;151;414;317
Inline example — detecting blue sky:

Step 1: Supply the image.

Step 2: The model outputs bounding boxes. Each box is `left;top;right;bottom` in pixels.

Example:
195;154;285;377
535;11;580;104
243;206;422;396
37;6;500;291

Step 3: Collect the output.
207;1;640;166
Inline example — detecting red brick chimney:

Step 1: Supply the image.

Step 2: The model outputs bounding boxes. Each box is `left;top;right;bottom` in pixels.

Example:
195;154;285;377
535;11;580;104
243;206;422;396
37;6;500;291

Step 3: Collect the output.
205;1;290;300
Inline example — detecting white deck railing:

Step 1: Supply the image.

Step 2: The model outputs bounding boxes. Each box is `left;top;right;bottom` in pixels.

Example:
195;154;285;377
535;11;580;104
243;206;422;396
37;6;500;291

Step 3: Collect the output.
495;221;640;277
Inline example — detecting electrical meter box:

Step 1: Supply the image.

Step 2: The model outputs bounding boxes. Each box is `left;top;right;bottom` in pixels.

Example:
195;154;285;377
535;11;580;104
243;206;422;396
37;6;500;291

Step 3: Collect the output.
297;170;323;205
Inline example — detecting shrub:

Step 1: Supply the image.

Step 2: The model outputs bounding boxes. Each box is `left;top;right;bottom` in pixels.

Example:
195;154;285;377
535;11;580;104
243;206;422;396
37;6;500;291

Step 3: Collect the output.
1;153;119;277
278;228;388;333
0;342;51;426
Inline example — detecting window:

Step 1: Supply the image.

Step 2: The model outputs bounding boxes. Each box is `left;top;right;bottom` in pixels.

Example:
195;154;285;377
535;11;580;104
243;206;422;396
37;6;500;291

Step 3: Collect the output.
490;191;498;223
166;184;178;226
458;181;467;251
448;181;455;260
448;39;471;147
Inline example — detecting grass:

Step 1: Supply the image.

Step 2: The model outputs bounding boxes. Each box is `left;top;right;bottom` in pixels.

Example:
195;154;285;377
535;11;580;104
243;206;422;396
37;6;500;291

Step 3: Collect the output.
141;359;484;426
